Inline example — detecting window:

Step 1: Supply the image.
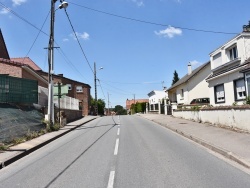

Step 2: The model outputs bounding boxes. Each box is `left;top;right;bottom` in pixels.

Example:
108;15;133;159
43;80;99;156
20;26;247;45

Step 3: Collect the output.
228;46;238;61
234;78;246;100
214;84;225;103
180;89;184;99
76;86;83;92
67;84;72;90
213;52;222;68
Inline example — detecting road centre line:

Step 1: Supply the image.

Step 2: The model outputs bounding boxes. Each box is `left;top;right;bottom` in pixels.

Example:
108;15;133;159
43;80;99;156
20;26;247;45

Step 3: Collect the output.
107;171;115;188
114;138;119;155
117;128;120;136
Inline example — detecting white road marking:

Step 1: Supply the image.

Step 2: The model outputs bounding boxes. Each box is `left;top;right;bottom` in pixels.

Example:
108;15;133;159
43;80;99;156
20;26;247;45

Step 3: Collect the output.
117;128;120;136
107;171;115;188
114;138;119;155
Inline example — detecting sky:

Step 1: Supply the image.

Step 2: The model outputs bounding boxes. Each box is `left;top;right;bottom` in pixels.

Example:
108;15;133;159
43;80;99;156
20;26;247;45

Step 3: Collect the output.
1;0;250;108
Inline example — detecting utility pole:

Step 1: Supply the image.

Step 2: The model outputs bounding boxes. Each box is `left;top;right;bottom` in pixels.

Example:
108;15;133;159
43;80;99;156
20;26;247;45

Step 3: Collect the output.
133;94;135;114
94;62;98;115
47;0;68;126
107;92;110;116
47;0;56;125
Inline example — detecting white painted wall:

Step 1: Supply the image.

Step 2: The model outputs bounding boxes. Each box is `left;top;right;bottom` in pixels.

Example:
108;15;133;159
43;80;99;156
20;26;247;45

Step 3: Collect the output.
148;90;168;105
210;33;250;70
208;69;245;106
174;64;211;105
173;109;250;131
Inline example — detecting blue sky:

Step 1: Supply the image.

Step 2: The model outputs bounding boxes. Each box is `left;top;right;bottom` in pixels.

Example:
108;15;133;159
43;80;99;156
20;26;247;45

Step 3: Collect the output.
1;0;250;107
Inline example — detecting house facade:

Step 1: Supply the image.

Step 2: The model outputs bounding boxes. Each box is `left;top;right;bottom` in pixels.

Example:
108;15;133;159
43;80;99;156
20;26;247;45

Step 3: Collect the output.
206;24;250;106
148;90;168;111
168;62;211;105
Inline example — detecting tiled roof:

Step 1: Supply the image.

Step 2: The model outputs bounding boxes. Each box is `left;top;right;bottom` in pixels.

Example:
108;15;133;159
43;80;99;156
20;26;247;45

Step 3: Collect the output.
0;29;10;60
167;61;210;91
10;57;42;71
0;58;33;69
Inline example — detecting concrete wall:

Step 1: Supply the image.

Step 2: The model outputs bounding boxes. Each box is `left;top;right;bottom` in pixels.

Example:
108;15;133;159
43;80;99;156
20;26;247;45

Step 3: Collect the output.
54;108;82;123
173;107;250;131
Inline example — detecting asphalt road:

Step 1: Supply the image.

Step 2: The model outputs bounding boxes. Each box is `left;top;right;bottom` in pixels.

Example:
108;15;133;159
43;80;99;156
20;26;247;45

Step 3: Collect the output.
0;115;250;188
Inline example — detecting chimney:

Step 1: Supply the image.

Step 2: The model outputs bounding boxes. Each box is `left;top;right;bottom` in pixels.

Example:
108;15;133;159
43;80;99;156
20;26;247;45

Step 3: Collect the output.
243;21;250;32
188;62;192;75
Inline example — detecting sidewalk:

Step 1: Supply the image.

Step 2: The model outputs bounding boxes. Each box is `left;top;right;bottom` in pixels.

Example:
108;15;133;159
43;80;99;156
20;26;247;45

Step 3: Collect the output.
0;116;98;169
139;114;250;169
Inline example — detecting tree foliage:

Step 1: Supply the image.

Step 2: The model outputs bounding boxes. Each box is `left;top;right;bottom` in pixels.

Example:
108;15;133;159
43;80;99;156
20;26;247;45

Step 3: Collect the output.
130;102;147;114
90;96;106;115
114;105;127;115
172;70;180;86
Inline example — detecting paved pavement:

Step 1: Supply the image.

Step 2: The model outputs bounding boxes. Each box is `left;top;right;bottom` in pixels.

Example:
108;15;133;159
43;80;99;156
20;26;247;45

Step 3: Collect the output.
0;116;98;169
139;114;250;169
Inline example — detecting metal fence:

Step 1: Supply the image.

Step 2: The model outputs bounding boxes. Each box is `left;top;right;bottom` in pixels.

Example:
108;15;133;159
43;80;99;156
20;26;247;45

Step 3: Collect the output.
0;75;38;104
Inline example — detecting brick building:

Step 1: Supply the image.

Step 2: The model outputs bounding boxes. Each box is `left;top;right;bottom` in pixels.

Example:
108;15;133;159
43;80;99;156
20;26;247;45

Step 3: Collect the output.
126;99;149;110
37;71;91;116
0;29;91;116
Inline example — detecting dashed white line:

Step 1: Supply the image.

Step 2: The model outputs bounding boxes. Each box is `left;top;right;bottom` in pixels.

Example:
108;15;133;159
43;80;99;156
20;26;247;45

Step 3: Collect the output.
107;171;115;188
117;128;120;136
114;138;119;155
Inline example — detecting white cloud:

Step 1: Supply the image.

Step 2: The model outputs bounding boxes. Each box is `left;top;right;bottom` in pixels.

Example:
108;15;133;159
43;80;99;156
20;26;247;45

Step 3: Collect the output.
70;32;90;40
131;0;144;7
0;8;9;14
189;60;202;68
63;38;69;42
155;26;182;38
12;0;27;6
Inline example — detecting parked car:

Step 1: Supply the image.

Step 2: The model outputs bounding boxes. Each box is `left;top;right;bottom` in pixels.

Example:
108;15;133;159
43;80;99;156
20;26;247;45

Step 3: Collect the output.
190;98;210;105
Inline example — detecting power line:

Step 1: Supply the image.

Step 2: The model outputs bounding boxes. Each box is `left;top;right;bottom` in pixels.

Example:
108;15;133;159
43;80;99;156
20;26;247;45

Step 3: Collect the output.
97;79;106;100
22;10;51;64
0;2;91;84
100;79;134;95
0;3;49;37
63;8;94;74
100;80;169;85
55;48;90;83
68;2;238;35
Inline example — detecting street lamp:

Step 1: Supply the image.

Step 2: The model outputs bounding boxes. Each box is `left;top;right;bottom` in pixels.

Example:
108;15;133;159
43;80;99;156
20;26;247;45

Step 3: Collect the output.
94;62;103;116
47;0;68;125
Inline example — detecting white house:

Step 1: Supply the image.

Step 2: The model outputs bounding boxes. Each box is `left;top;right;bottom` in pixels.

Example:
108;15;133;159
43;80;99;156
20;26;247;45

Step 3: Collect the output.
167;62;211;105
206;23;250;106
148;90;168;112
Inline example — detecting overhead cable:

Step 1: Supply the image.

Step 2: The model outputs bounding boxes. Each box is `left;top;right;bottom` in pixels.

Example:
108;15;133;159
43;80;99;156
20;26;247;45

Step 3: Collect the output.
68;1;238;35
63;8;94;74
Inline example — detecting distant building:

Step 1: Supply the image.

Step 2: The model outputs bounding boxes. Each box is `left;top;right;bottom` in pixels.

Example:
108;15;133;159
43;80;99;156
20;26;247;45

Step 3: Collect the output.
148;90;168;112
126;99;149;110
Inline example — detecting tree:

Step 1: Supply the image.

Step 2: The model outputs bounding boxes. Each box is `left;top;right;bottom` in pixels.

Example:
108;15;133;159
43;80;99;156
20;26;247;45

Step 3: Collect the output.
90;96;105;115
114;105;127;115
130;102;147;114
172;70;179;86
